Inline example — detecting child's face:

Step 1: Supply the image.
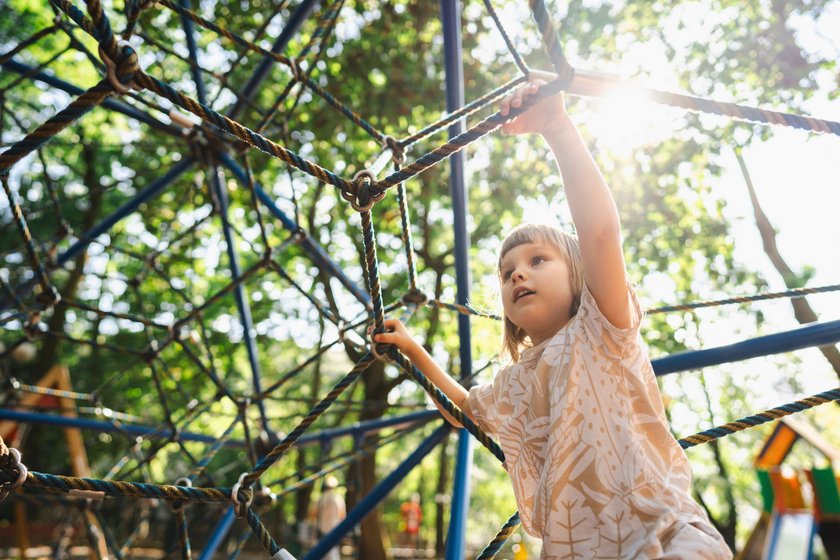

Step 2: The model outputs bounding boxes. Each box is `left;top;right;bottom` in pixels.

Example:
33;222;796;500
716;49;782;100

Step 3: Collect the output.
499;241;574;345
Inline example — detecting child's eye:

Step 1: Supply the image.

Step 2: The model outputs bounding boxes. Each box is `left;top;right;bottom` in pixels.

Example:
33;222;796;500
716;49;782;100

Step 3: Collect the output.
531;256;545;266
502;270;512;281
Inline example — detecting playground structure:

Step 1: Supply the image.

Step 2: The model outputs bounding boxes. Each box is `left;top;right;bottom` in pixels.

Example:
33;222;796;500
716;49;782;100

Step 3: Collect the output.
1;0;840;559
738;417;840;560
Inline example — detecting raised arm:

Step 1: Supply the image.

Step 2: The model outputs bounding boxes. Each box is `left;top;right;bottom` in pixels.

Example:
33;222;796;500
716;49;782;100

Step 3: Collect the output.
373;318;470;427
501;81;632;328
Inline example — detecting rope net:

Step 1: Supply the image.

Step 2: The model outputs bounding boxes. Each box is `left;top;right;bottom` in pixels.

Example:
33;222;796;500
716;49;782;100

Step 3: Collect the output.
1;0;838;558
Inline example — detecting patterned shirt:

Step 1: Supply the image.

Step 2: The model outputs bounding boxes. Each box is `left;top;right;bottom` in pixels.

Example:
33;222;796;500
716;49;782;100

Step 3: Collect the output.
464;285;729;559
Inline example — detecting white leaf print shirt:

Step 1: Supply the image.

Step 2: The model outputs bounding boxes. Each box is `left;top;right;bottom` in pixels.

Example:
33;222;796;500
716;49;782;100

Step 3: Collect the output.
464;285;728;559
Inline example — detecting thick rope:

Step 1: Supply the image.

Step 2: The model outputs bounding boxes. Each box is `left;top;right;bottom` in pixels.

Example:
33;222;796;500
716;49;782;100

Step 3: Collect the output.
0;81;113;172
377;77;567;190
476;512;521;560
396;181;421;296
427;299;502;321
176;508;192;560
359;197;518;556
388;351;504;460
528;0;575;85
678;387;840;449
482;0;529;76
246;507;281;556
155;0;385;143
255;0;346;133
649;283;840;314
398;76;526;148
11;379;91;401
187;416;241;480
47;0;356;195
23;471;232;502
428;282;840;321
0;176;60;310
360;211;387;332
240;353;375;488
0;24;61;64
646;88;840;136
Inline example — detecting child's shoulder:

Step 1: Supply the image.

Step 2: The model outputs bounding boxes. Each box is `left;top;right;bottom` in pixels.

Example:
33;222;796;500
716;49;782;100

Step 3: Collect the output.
576;280;643;338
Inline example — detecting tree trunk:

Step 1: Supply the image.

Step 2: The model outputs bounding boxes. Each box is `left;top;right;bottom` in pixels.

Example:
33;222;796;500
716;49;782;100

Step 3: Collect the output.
345;359;389;560
735;148;840;381
35;143;102;377
435;440;449;557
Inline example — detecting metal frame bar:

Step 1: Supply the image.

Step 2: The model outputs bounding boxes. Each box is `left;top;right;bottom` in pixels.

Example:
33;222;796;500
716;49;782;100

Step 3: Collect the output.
440;1;472;557
198;508;237;560
0;408;438;448
178;0;209;106
653;317;840;375
303;423;451;560
208;165;271;433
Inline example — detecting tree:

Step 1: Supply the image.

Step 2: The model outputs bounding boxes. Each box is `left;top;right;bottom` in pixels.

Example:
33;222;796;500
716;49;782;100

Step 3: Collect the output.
2;0;838;556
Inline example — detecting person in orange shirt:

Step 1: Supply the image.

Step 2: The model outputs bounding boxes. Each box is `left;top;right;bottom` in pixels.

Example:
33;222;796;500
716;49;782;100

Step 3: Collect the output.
399;493;422;550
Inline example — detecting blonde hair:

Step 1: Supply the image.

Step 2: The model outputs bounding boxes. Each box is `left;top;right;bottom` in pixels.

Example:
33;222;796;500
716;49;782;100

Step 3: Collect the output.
498;223;585;363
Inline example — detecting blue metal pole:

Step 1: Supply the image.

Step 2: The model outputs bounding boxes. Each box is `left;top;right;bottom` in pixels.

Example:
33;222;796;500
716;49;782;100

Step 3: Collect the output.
57;159;194;267
208;166;270;434
227;0;321;120
0;158;193;312
178;0;208;106
198;507;237;560
441;2;473;558
0;408;437;448
218;153;371;308
0;408;224;444
1;59;181;137
302;424;451;560
652;317;840;375
303;409;438;445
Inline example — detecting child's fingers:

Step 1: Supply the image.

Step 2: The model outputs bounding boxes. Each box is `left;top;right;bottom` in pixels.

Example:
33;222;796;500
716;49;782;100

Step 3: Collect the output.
373;332;397;344
500;96;511;116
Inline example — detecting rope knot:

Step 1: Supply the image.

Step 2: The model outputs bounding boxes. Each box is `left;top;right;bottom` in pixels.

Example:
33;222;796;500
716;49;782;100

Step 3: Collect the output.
230;472;254;518
99;40;140;94
0;442;28;503
170;476;192;513
343;170;385;212
288;57;305;83
401;289;428;306
383;136;405;165
35;285;61;310
367;326;393;363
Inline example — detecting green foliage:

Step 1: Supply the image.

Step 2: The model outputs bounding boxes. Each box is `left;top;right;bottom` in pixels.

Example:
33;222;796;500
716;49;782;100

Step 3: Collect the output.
1;0;839;556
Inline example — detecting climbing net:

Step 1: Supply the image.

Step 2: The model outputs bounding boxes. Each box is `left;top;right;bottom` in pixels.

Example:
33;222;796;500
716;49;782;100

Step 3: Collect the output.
2;0;840;558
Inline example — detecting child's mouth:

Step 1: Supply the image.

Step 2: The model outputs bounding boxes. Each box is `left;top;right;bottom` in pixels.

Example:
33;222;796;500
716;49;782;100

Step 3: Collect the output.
515;290;535;302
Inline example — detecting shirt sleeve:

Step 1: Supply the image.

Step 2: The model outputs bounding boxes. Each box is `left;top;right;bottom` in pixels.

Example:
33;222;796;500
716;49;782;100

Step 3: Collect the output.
463;380;499;439
577;281;644;356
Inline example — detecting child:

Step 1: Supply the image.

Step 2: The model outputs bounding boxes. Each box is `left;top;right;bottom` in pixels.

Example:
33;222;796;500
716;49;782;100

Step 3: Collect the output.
373;81;732;559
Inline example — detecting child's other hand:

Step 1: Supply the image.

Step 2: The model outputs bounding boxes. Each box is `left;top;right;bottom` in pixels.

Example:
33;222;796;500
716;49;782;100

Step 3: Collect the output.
500;79;569;137
372;318;422;358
